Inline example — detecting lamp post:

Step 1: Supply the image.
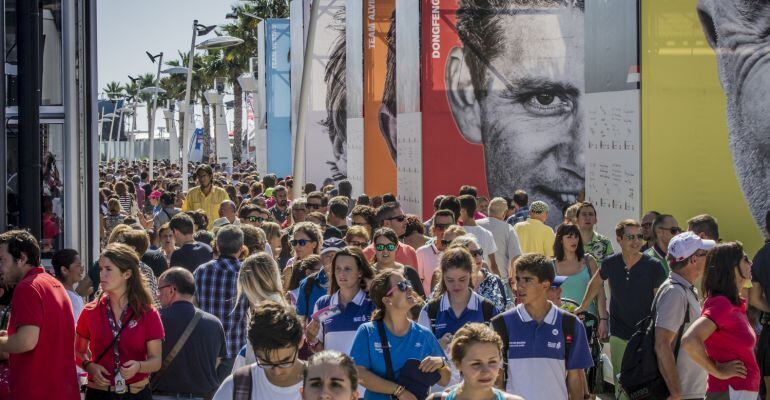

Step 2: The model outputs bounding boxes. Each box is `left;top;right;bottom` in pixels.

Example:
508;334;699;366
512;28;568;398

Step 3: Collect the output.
180;21;242;191
145;51;163;180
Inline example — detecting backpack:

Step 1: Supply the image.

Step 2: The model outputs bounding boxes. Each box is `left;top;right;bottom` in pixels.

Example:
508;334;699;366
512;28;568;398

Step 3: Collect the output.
618;280;690;400
426;295;496;334
232;365;252;400
303;274;318;318
491;310;577;389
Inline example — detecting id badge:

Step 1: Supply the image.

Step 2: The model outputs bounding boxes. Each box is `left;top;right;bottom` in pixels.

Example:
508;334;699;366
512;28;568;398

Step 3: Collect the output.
114;371;127;394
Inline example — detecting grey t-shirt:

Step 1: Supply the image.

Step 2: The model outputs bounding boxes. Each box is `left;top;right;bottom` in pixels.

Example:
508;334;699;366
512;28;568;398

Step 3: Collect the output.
654;274;707;399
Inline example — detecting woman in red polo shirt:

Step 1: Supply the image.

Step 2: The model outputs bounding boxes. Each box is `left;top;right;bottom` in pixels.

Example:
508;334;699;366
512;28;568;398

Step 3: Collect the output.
75;243;164;399
682;242;759;399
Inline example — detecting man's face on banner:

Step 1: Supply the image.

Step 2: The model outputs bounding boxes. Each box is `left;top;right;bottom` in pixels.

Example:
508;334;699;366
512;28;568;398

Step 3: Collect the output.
448;5;585;227
697;0;770;230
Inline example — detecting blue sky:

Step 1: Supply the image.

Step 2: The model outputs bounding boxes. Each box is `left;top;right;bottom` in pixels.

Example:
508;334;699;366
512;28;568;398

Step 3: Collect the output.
97;0;235;96
97;0;238;132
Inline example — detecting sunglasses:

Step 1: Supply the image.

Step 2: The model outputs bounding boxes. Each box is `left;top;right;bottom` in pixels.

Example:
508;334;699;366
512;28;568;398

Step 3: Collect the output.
307;203;322;210
386;280;413;297
440;239;452;247
247;216;266;223
349;241;368;248
658;226;682;235
433;223;450;231
623;234;644;241
641;223;652;228
469;249;484;257
386;215;407;222
291;239;313;247
256;351;298;369
375;243;397;252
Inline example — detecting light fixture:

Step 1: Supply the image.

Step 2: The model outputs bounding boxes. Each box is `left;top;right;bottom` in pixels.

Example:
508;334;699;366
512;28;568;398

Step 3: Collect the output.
196;36;244;50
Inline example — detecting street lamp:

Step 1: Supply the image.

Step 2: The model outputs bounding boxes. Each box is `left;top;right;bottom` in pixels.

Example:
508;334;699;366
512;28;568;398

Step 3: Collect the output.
145;51;164;180
181;20;242;191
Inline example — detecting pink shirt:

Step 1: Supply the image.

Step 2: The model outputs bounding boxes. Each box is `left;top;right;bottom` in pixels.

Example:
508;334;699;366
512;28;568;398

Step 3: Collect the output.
363;242;419;270
702;296;759;392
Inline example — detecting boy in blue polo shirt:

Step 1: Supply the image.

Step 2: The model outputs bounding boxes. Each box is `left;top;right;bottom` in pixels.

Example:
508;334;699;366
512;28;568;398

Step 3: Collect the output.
491;253;592;400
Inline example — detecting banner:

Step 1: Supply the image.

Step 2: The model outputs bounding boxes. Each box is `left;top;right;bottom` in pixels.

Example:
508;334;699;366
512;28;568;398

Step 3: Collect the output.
346;0;365;196
265;19;293;178
296;0;347;187
641;0;765;253
413;0;592;225
189;128;204;163
363;0;397;195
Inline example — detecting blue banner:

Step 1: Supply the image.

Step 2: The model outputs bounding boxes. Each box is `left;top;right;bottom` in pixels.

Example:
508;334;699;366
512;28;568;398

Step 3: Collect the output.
189;128;204;163
265;19;292;177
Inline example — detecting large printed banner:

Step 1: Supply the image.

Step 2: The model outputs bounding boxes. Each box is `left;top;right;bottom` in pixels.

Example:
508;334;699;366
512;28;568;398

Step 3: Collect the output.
363;0;397;195
265;19;293;178
416;0;588;226
400;0;642;236
294;0;348;187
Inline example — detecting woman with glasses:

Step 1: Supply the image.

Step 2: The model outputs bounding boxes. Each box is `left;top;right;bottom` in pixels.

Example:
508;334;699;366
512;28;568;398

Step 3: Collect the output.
683;242;760;399
157;223;176;267
213;302;305;400
306;247;376;354
344;226;370;249
553;223;607;339
436;236;511;312
372;228;426;299
349;270;451;400
418;248;499;386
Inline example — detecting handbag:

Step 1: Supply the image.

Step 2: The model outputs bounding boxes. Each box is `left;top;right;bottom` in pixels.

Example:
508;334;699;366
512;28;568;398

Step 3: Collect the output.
375;320;439;400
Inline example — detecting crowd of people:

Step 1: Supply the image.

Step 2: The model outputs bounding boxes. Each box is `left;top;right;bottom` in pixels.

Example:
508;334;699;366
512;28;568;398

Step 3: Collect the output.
0;158;769;400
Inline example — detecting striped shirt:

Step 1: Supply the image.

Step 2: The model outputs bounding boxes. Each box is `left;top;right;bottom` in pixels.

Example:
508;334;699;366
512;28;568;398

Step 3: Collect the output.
194;256;248;358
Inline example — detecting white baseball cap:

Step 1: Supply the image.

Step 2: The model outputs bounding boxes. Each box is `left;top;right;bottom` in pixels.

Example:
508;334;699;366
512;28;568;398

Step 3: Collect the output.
668;231;715;262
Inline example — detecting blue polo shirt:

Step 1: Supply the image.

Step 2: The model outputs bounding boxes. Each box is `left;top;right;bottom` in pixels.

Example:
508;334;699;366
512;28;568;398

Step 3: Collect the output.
416;291;498;339
349;320;446;400
296;268;329;318
496;303;593;400
313;290;374;354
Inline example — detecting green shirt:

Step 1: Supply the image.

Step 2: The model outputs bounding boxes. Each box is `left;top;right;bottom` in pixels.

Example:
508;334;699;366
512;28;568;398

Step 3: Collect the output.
584;231;615;264
644;245;670;275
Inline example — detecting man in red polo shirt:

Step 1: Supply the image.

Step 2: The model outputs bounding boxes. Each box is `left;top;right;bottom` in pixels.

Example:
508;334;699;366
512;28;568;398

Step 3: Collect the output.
0;230;80;399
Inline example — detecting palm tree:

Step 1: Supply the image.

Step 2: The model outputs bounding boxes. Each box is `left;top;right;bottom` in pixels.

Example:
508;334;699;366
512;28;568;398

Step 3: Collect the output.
219;1;285;161
102;81;124;100
124;79;140;131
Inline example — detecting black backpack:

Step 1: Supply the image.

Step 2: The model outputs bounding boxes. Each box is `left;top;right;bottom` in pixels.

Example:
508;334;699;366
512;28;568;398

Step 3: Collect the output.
618;280;690;399
491;310;577;389
425;295;496;334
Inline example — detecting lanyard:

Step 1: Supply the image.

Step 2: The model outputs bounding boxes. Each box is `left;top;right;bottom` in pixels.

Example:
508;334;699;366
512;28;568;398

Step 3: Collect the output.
105;300;129;373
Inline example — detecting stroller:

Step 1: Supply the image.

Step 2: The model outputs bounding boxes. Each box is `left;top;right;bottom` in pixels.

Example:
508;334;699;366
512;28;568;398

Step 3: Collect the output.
560;298;608;395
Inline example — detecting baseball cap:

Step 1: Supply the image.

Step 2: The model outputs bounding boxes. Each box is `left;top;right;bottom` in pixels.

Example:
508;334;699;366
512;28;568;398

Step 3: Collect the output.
550;275;568;289
668;231;715;262
530;200;549;214
320;238;346;255
149;190;162;199
264;188;275;197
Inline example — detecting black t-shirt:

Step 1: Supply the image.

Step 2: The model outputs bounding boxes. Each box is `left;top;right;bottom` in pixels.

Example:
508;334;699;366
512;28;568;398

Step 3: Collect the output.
170;242;214;273
142;249;168;278
154;301;226;395
599;252;667;340
752;240;770;312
